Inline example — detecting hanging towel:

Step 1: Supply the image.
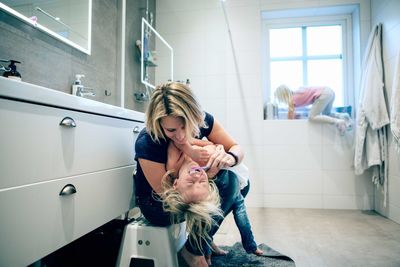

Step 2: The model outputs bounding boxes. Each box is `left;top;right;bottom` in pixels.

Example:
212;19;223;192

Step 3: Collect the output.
354;23;390;205
390;49;400;152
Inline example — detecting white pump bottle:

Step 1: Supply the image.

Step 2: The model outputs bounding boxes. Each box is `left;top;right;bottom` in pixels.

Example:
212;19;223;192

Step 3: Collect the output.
72;74;85;95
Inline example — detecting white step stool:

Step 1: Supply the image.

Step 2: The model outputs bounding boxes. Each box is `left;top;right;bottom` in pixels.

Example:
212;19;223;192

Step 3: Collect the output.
116;216;187;267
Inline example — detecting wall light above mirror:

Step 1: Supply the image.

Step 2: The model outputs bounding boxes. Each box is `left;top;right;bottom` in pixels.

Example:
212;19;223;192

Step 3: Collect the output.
0;0;92;54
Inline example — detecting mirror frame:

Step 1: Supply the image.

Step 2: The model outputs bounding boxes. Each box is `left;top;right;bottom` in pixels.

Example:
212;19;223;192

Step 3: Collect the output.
0;1;92;55
141;17;173;89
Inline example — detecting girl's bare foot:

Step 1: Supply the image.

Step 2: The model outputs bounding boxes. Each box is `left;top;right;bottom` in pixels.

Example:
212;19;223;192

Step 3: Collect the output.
253;248;264;256
179;246;208;267
211;242;228;256
205;254;212;266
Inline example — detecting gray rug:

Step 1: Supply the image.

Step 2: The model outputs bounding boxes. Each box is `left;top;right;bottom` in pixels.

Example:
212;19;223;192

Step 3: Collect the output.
179;242;295;267
211;242;295;267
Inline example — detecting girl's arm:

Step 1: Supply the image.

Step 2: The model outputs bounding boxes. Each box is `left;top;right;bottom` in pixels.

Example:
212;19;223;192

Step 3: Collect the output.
173;139;211;166
166;141;186;177
288;100;295;119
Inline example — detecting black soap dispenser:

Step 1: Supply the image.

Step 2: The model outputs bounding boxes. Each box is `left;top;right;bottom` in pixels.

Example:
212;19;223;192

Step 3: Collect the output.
2;60;22;81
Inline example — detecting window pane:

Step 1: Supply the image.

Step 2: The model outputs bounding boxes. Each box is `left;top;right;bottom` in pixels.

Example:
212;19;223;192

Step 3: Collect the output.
269;28;302;57
307;25;342;56
270;61;303;99
308;59;343;106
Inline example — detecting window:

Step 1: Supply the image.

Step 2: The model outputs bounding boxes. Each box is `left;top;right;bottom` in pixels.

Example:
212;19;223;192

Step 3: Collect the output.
269;25;344;106
262;8;354;119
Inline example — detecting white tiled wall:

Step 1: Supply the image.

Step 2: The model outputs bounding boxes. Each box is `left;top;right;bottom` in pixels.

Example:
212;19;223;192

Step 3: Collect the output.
254;121;373;209
371;0;400;224
156;0;373;210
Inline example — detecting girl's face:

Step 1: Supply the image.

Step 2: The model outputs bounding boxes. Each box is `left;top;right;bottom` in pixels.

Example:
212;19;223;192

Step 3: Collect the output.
160;116;188;145
173;160;209;203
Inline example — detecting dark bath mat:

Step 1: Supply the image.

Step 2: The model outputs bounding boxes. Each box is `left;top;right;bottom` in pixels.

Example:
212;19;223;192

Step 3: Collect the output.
179;242;295;267
211;242;295;267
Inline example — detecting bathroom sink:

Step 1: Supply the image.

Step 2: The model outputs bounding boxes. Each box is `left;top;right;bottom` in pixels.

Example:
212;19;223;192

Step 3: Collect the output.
0;77;144;121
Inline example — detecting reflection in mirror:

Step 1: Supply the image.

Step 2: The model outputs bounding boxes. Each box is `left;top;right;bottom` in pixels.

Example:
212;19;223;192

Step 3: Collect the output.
140;17;173;89
0;0;92;54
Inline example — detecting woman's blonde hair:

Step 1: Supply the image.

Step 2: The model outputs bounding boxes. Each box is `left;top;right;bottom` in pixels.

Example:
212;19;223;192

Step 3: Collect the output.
160;170;223;253
146;82;206;143
274;84;293;105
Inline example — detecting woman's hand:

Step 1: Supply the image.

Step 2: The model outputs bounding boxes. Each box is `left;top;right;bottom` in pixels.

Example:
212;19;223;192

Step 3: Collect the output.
205;145;235;178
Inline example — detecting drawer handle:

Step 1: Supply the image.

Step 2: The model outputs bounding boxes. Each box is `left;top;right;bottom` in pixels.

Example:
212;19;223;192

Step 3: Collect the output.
133;126;140;133
59;117;76;128
59;184;77;196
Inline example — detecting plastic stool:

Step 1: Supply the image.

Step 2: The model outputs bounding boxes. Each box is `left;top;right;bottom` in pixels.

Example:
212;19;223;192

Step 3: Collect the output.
116;217;187;267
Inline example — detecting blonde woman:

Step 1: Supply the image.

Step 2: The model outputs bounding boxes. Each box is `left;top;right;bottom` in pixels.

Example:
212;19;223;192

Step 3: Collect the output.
134;82;244;267
274;84;351;133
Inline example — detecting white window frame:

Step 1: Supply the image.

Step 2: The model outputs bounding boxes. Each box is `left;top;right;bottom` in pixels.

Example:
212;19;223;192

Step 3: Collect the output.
262;14;354;109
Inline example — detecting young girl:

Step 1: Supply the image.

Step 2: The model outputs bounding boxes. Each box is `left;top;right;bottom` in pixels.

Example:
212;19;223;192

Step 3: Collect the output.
274;84;351;133
164;141;263;264
161;154;223;256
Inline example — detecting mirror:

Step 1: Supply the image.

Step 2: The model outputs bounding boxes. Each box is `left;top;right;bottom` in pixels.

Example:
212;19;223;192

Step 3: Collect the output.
140;17;173;89
0;0;92;54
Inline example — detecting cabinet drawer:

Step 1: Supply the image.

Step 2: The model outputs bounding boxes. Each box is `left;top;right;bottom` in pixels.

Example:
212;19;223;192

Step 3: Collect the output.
0;165;135;267
0;98;143;189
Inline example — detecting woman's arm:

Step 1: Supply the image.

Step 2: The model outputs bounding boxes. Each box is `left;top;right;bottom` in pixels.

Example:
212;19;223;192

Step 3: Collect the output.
206;119;244;167
138;159;168;194
139;142;186;194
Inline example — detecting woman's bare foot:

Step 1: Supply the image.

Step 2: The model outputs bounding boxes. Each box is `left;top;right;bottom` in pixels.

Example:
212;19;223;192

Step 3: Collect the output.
179;246;208;267
211;242;228;256
253;248;264;256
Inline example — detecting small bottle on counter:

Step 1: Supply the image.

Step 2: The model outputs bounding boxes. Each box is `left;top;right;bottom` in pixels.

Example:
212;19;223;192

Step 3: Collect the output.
72;74;85;95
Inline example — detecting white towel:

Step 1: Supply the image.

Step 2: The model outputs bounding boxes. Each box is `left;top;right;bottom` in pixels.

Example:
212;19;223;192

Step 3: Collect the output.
354;24;389;174
354;23;389;206
391;49;400;152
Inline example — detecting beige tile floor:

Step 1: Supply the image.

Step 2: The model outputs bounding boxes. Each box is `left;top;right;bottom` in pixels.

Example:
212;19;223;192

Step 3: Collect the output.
213;208;400;267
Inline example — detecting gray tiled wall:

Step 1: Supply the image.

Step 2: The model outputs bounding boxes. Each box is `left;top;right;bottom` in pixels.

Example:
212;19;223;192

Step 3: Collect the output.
124;0;155;112
0;0;154;110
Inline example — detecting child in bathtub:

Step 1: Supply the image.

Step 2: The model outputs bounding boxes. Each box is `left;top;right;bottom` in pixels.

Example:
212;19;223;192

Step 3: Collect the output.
165;139;263;263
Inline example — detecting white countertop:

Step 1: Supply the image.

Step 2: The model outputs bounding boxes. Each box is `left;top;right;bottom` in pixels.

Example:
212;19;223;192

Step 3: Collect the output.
0;77;145;122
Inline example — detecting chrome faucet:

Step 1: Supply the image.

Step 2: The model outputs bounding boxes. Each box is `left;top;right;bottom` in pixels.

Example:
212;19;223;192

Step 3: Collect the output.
0;65;11;72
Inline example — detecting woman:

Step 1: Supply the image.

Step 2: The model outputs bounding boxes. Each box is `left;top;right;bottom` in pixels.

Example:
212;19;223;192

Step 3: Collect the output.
274;84;351;133
134;82;244;267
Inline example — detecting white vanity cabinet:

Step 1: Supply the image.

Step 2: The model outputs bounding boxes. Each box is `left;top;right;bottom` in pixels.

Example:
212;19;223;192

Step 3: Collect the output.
0;77;145;267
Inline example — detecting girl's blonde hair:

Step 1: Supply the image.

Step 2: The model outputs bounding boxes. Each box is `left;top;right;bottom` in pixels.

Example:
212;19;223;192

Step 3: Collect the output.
146;82;206;143
160;170;223;253
274;84;293;105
